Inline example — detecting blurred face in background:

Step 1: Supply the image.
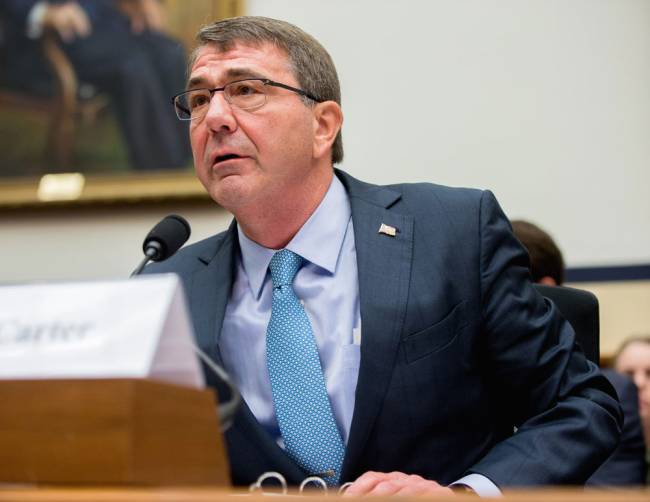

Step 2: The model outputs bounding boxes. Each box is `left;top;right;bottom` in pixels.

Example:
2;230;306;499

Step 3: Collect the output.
615;340;650;425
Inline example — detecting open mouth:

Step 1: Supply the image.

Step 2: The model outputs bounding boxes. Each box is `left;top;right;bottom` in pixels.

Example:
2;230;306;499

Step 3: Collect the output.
215;153;244;164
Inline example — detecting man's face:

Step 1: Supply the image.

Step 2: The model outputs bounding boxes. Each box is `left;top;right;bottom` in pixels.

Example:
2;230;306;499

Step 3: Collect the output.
615;341;650;420
187;42;318;213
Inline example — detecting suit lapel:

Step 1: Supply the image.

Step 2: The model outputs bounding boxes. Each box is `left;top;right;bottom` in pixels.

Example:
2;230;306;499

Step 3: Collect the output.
337;171;414;481
188;219;237;361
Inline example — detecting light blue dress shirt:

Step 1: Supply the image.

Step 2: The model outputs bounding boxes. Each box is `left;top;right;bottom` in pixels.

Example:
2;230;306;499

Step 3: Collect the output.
220;175;361;445
218;175;500;497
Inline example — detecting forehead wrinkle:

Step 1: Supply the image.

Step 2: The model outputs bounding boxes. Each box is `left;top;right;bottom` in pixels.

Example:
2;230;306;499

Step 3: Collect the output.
186;66;269;90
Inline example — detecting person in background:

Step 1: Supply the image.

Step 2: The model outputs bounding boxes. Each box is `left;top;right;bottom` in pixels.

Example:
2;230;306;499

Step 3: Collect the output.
512;219;647;485
510;220;564;286
615;336;650;482
0;0;191;170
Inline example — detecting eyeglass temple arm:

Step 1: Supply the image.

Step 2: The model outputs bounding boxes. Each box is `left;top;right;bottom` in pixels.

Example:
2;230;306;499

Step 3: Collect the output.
265;80;322;103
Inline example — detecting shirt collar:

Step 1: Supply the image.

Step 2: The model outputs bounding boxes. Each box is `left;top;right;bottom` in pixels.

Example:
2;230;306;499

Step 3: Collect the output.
237;175;351;299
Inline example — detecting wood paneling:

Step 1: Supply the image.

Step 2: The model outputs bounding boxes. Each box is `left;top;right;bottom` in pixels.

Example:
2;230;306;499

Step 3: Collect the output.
568;280;650;360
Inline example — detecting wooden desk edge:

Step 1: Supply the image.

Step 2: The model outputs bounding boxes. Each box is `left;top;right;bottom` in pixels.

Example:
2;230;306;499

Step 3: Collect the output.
0;487;648;502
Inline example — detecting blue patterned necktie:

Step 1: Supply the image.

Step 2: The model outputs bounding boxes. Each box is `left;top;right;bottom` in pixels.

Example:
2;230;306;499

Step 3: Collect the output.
266;249;345;485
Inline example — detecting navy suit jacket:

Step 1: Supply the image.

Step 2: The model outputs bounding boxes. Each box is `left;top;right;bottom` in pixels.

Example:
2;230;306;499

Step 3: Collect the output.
587;370;647;485
146;169;622;488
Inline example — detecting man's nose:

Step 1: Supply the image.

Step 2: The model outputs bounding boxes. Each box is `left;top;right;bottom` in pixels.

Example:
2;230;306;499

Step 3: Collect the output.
203;92;237;133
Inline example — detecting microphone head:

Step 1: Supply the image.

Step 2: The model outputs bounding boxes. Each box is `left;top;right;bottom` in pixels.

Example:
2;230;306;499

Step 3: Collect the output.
143;214;191;261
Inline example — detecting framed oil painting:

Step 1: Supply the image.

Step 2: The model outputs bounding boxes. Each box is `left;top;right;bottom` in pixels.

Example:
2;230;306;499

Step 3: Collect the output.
0;0;244;208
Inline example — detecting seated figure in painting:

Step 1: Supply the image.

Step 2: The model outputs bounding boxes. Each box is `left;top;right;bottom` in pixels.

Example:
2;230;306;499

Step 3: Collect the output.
0;0;191;171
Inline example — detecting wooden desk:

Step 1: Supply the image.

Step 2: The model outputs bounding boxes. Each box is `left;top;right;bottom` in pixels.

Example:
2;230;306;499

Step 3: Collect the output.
0;488;648;502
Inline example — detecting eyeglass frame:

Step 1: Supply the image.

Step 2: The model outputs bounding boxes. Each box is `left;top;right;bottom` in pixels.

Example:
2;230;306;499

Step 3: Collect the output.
171;78;324;121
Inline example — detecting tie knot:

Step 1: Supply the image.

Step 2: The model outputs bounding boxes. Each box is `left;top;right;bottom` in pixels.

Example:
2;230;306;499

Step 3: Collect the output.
269;249;304;287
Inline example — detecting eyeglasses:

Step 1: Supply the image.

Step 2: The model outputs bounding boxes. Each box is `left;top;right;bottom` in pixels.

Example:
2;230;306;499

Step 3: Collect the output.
172;78;322;121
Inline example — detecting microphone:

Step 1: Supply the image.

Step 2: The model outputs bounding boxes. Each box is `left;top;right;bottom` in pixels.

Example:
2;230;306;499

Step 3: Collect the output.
131;214;191;276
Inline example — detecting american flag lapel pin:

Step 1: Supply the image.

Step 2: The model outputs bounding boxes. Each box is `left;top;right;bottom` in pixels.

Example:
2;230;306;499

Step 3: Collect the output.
378;223;398;237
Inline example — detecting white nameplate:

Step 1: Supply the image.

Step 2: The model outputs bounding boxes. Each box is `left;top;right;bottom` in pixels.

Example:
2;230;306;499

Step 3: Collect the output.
0;274;203;388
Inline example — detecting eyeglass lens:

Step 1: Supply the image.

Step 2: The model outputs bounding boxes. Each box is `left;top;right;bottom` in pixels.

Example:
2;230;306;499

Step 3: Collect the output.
174;80;267;120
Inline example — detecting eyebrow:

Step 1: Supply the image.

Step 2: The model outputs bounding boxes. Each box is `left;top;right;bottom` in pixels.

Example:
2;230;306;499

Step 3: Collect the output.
186;67;267;89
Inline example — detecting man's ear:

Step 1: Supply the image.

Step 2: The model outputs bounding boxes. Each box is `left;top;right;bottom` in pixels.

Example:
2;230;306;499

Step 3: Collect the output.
312;101;343;160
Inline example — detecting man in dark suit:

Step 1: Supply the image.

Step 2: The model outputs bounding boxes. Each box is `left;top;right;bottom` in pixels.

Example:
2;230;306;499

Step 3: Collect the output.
146;16;621;495
0;0;191;170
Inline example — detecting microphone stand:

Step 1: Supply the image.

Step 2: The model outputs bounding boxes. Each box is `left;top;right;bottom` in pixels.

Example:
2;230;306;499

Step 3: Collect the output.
130;243;162;277
192;344;242;432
